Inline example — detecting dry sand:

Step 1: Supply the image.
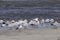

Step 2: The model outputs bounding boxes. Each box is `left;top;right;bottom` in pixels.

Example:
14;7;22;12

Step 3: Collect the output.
0;28;59;40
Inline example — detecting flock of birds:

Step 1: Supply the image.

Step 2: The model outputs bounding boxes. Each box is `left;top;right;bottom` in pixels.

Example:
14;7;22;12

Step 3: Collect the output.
0;18;59;30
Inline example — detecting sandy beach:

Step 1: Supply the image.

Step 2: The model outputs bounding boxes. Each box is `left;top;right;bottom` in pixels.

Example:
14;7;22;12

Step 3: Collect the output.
0;28;59;40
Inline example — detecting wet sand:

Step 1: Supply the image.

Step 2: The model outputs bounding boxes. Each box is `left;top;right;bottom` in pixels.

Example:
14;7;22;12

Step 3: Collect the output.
0;28;59;40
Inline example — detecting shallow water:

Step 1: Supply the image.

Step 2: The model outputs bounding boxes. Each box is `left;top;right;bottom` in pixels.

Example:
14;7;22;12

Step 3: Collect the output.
0;4;60;21
0;5;60;14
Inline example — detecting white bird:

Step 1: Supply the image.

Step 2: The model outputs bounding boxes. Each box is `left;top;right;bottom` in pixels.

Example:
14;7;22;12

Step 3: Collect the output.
45;19;50;23
1;23;6;27
6;21;11;24
11;20;15;23
23;19;28;23
51;21;58;29
19;25;23;29
1;22;8;29
0;20;4;24
29;19;39;26
18;19;24;25
33;18;39;21
8;21;18;27
16;19;28;29
16;25;23;31
50;19;54;23
53;21;58;26
40;19;45;24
